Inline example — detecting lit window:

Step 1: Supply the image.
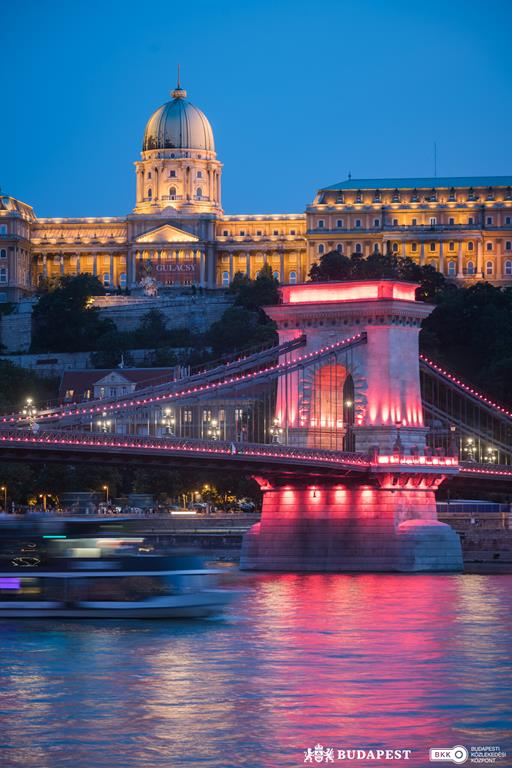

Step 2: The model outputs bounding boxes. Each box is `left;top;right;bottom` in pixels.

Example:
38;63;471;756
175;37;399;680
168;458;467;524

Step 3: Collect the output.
467;261;475;275
355;243;362;254
486;242;493;251
183;409;192;423
430;242;436;252
221;271;229;286
318;244;325;255
448;261;456;276
355;219;361;228
119;272;127;289
318;220;325;229
103;273;110;287
468;241;474;251
169;186;177;198
202;409;212;422
289;271;297;284
0;249;6;259
486;261;493;275
65;389;75;399
196;187;202;198
505;260;512;276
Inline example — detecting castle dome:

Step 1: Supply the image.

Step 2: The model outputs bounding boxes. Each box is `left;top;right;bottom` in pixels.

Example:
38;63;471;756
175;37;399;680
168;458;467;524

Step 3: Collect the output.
142;84;215;153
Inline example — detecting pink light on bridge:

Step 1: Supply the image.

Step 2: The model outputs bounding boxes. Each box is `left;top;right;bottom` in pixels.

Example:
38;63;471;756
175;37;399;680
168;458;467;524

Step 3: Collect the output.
280;280;418;306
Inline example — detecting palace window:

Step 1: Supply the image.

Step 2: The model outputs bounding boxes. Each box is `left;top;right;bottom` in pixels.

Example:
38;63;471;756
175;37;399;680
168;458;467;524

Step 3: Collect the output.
148;172;152;179
256;230;262;236
336;195;344;203
468;217;474;225
487;187;494;200
169;170;176;177
430;217;437;227
505;261;512;275
373;243;380;253
355;191;362;203
467;261;475;275
486;242;493;251
273;271;279;280
0;225;6;235
290;229;296;235
119;272;127;289
486;216;493;226
0;268;7;283
430;242;436;252
0;249;6;259
355;243;362;254
374;191;381;202
411;218;417;226
318;244;325;255
374;219;380;227
506;217;512;225
273;230;279;236
411;242;417;252
197;171;203;178
468;188;476;201
448;261;456;276
449;217;455;225
337;243;343;254
392;242;398;252
289;271;297;284
103;273;110;287
392;190;400;202
239;230;245;236
336;219;343;228
355;219;361;228
486;261;493;275
222;271;229;286
223;230;229;236
448;188;456;202
411;190;419;202
202;409;212;423
183;409;193;423
147;188;152;198
318;220;325;229
169;186;177;198
196;187;202;198
392;218;398;226
468;241;474;251
506;241;512;251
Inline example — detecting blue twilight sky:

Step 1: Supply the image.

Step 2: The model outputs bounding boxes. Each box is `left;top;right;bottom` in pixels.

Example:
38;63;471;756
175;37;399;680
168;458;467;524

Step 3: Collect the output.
1;0;512;218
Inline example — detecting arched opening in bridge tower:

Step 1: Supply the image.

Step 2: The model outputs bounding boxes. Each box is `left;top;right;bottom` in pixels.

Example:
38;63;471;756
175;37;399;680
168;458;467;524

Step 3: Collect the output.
308;362;350;450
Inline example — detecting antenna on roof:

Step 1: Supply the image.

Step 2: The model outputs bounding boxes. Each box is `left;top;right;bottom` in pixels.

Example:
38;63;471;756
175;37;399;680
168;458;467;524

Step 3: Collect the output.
348;171;352;180
433;141;437;177
177;63;181;89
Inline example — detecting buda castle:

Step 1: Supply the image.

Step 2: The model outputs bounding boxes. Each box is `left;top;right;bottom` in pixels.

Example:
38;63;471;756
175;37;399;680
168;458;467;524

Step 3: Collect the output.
1;81;512;302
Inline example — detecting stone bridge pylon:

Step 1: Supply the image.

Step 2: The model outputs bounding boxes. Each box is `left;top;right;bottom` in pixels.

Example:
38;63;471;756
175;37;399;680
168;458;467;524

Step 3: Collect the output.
240;280;463;572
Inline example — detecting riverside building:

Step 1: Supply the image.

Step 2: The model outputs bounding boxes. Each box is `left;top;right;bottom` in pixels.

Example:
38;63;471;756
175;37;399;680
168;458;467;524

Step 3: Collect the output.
1;80;512;302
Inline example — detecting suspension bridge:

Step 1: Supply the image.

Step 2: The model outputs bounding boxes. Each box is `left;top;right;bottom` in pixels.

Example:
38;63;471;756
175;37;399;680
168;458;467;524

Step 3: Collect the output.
1;278;511;572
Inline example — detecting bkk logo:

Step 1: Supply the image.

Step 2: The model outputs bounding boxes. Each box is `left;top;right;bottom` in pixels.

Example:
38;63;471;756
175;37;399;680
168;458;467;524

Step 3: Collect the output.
303;745;413;762
429;746;468;764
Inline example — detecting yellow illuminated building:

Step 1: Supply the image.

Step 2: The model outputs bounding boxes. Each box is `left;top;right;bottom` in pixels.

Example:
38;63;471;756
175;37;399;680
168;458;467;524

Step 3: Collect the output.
1;81;511;301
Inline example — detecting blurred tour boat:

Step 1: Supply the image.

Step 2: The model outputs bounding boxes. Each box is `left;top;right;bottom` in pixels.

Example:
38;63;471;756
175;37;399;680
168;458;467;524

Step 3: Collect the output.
0;517;235;618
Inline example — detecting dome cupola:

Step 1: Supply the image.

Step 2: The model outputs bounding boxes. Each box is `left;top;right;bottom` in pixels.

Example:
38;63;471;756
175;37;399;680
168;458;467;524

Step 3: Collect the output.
142;81;215;153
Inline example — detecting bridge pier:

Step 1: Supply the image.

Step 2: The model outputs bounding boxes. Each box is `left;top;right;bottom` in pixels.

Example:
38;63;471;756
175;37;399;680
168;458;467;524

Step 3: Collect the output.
240;476;463;572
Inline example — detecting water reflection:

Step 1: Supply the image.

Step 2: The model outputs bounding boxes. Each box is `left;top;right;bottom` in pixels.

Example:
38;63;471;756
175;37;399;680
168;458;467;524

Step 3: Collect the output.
0;574;511;767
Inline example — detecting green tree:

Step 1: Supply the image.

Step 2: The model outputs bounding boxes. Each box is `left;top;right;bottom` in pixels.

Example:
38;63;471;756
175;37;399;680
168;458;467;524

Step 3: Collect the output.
207;306;277;355
31;274;114;352
0;361;58;412
231;264;280;310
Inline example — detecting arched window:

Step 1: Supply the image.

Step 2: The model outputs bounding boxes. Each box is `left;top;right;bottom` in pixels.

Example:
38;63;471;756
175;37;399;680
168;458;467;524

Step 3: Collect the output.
147;188;152;199
392;242;398;253
467;261;475;275
119;272;127;289
430;242;436;252
0;267;7;283
336;243;343;254
196;187;202;198
468;241;474;251
486;261;493;275
318;244;325;255
355;243;362;254
373;243;380;254
169;186;177;198
103;273;111;287
289;271;297;284
273;271;279;281
221;271;229;286
0;249;6;259
447;261;456;276
505;261;512;276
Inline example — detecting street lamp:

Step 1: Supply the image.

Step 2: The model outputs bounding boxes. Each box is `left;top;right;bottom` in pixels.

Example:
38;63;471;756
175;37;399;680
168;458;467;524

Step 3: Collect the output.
484;446;497;464
38;493;49;512
22;397;38;430
162;408;176;436
102;484;109;504
464;437;476;462
449;425;458;457
0;485;6;513
269;417;283;444
97;412;112;433
207;419;221;440
393;420;404;456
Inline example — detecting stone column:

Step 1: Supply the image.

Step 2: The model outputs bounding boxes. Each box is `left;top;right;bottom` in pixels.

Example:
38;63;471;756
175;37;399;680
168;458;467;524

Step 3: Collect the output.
92;253;97;276
199;249;205;287
457;242;463;277
401;241;406;258
229;253;234;282
279;250;285;283
206;244;215;287
109;253;114;287
59;255;64;275
477;239;483;276
419;242;425;266
246;252;251;278
438;241;444;274
76;254;81;275
42;254;48;278
136;169;143;203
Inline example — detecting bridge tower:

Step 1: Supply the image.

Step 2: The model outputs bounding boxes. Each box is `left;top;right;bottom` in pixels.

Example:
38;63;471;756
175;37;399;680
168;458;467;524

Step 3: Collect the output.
240;280;463;572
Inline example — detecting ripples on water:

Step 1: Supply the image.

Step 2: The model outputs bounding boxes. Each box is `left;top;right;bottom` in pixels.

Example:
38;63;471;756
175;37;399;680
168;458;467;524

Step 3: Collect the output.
0;573;511;768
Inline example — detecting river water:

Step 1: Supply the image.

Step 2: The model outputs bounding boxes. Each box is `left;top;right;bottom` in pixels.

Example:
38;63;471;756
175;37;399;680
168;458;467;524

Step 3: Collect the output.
0;573;511;768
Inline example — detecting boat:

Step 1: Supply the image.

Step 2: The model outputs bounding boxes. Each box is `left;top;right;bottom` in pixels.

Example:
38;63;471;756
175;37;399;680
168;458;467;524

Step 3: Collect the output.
0;517;236;618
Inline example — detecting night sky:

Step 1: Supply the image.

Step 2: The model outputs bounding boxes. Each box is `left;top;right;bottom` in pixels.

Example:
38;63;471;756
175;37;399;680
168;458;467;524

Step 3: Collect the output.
2;0;512;217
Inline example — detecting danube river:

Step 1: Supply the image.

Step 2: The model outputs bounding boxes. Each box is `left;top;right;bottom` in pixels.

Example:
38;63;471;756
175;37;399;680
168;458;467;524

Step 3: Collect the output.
0;573;511;768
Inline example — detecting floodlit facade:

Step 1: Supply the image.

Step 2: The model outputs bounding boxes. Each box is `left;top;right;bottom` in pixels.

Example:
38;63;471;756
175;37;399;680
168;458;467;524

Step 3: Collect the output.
1;80;512;301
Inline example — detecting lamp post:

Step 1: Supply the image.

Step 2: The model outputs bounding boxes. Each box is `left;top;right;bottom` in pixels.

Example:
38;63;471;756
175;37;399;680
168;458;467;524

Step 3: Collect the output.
102;484;109;505
269;417;283;444
207;419;220;440
22;397;38;430
97;412;112;433
464;437;476;462
344;399;354;451
449;424;458;458
0;485;6;513
162;408;176;436
393;420;404;457
484;446;497;464
38;493;48;512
